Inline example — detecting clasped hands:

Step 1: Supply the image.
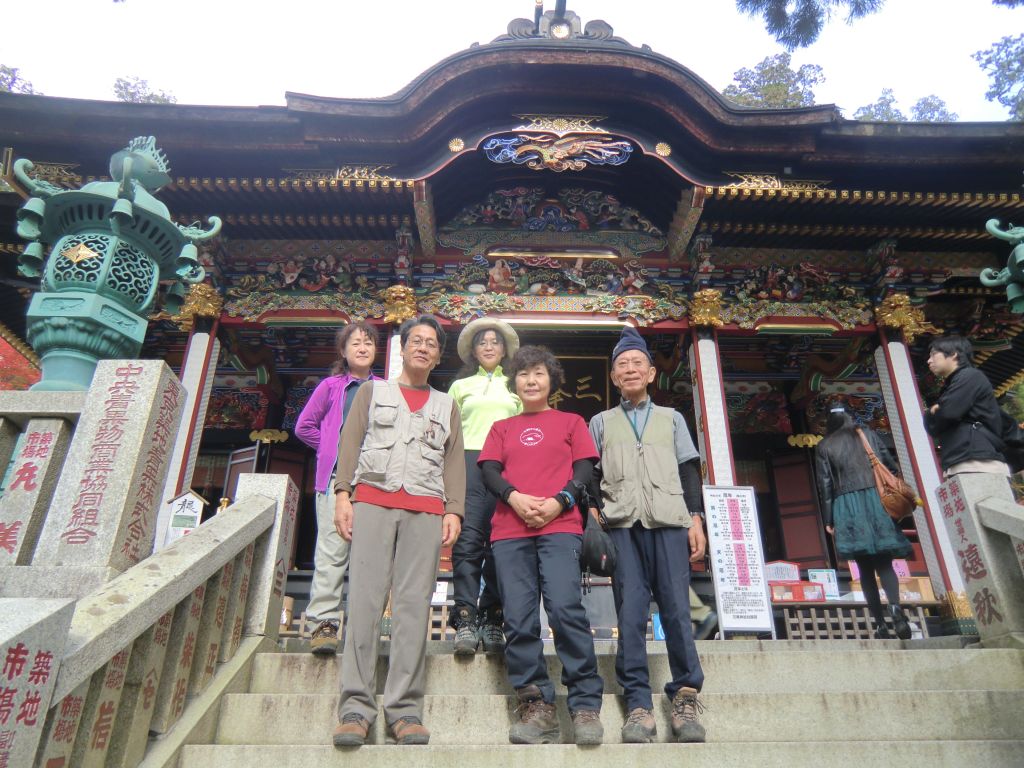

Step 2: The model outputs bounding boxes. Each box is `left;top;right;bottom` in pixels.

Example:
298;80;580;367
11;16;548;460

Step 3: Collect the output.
508;490;562;529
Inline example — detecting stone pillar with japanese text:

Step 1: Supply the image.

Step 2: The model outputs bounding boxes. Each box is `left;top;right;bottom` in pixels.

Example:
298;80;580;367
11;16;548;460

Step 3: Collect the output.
0;418;73;565
937;473;1024;648
12;360;184;597
0;598;74;768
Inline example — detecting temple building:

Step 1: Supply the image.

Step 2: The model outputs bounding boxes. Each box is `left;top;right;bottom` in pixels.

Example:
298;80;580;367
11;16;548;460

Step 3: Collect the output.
2;6;1023;619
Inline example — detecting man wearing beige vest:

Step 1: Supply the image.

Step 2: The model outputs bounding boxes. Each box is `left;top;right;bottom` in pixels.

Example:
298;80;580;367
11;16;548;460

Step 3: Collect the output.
331;314;465;747
588;326;707;744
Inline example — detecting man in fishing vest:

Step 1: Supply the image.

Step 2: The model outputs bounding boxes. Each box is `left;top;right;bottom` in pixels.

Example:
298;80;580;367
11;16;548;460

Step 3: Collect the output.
588;326;707;744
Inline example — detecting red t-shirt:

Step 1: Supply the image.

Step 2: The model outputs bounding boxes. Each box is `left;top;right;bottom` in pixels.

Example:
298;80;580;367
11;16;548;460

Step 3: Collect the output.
354;385;445;515
479;409;598;542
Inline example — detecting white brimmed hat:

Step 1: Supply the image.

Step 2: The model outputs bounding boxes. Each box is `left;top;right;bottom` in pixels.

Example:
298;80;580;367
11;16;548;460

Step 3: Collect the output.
457;317;520;363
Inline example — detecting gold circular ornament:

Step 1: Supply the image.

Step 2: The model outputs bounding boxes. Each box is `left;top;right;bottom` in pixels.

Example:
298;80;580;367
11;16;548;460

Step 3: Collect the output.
550;22;571;39
552;118;570;133
655;142;672;157
448;138;465;153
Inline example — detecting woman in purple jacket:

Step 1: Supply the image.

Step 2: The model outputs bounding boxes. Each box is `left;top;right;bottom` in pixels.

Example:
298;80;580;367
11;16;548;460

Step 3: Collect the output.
295;321;380;655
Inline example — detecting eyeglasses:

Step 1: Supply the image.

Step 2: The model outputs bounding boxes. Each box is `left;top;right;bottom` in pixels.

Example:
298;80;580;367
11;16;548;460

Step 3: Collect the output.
407;337;439;350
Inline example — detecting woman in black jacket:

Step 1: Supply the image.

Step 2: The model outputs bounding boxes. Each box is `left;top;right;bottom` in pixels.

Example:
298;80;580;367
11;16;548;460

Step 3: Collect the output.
816;407;913;639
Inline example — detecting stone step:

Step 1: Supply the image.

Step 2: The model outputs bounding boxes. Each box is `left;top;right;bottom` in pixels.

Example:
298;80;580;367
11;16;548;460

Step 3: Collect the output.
213;691;1024;745
250;648;1024;695
280;636;971;654
181;741;1024;768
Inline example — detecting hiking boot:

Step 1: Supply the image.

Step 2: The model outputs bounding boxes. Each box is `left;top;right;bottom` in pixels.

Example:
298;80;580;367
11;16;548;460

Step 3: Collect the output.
390;716;430;745
670;687;706;743
874;624;892;640
452;606;480;656
332;713;370;747
694;610;719;641
890;605;912;640
310;619;340;656
621;707;657;743
509;685;560;744
571;709;604;745
479;620;506;654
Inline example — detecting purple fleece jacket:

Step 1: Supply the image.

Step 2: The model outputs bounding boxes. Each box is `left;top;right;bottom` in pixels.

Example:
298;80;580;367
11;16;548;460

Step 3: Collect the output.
295;372;378;492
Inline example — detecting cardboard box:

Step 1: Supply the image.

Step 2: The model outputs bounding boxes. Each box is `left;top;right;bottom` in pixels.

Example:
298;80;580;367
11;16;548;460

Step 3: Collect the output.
770;581;826;602
280;596;294;632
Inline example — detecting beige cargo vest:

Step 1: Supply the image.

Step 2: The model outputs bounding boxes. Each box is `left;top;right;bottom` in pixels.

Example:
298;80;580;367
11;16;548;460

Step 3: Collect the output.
599;404;693;529
353;380;452;501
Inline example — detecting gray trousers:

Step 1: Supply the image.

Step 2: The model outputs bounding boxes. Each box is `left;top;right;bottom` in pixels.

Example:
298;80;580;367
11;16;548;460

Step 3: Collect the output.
337;501;442;726
306;489;351;631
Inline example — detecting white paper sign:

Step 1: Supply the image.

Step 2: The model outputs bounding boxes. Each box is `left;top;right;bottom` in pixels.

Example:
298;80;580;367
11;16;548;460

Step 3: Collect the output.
703;485;775;636
807;568;840;600
164;491;204;543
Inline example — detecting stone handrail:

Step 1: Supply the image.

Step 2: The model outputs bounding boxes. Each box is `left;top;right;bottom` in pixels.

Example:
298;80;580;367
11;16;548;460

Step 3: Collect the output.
28;473;297;768
937;473;1024;650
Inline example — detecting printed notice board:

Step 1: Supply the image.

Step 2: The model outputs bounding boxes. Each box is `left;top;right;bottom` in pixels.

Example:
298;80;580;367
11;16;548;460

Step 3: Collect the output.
703;485;775;637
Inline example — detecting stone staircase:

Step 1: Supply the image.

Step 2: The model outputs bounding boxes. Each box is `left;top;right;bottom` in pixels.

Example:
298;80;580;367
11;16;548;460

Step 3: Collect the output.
178;638;1024;767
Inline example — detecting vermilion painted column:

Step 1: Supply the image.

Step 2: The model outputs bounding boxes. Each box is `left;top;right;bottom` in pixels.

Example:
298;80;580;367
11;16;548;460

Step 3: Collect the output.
689;328;736;485
874;329;962;596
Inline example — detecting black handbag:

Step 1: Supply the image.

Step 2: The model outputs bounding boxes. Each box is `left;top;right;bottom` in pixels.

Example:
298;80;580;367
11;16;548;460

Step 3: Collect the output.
579;502;617;578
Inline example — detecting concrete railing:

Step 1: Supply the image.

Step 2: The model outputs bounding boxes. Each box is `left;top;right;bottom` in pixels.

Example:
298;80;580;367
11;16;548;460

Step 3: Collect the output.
0;361;299;767
25;474;296;768
937;473;1024;649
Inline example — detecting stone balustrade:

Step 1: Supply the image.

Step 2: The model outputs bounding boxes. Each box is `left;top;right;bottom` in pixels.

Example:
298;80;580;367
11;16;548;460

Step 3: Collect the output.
0;361;299;767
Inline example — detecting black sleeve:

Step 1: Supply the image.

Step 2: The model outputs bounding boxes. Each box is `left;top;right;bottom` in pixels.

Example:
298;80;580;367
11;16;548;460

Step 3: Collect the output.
587;462;604;510
678;458;704;517
480;460;515;502
815;447;834;527
926;369;985;433
560;459;593;508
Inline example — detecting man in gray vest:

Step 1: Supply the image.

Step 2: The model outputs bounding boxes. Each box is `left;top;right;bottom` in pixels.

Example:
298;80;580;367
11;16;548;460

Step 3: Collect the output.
331;314;465;747
588;326;707;744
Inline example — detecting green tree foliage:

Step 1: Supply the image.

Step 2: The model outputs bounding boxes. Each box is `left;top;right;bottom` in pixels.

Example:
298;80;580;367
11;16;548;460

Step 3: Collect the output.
973;34;1024;120
735;0;884;49
0;65;39;94
723;53;825;108
910;95;959;122
113;76;177;104
853;88;906;121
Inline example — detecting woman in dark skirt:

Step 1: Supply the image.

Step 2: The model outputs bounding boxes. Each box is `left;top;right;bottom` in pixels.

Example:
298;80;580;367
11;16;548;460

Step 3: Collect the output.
816;406;913;640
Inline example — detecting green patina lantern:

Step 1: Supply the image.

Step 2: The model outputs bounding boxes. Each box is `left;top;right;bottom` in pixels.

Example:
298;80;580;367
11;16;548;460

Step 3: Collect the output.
14;136;221;390
979;219;1024;314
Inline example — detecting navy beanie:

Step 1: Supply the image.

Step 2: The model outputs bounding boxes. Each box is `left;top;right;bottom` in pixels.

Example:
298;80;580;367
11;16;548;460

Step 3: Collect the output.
612;326;653;364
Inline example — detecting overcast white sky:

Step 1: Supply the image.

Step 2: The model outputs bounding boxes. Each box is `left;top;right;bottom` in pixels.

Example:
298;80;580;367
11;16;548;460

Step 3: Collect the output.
4;0;1021;121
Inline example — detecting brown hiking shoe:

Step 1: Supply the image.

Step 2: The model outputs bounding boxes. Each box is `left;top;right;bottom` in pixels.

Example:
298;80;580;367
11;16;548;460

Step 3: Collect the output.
310;619;339;656
670;687;706;743
332;713;370;747
390;716;430;745
621;707;657;743
509;685;560;744
571;709;604;745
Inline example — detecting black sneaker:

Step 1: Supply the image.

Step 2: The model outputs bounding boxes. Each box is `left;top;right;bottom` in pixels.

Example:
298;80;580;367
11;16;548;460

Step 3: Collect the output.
452;607;479;656
890;605;912;640
479;622;506;654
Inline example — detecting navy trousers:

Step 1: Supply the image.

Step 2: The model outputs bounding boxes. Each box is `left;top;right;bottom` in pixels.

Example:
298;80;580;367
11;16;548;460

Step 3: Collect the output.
450;450;501;623
610;523;704;710
492;533;604;712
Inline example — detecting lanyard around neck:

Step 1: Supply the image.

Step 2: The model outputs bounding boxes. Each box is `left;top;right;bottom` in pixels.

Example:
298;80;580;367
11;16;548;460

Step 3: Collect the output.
621;401;652;448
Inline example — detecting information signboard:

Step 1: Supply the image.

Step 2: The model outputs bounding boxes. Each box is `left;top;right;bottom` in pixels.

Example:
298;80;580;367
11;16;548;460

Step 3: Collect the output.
703;485;775;637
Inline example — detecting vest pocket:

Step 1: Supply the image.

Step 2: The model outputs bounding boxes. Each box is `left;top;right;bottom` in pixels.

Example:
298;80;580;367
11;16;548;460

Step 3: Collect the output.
357;447;391;484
